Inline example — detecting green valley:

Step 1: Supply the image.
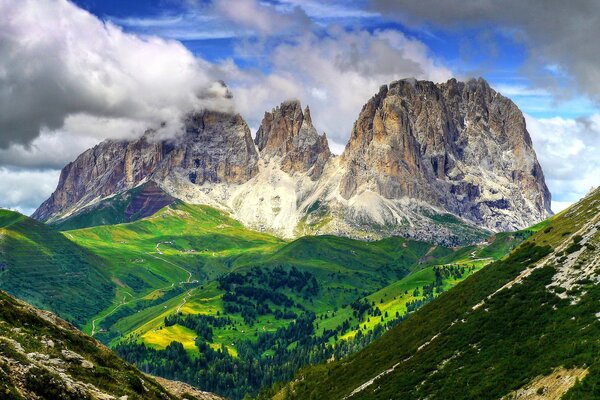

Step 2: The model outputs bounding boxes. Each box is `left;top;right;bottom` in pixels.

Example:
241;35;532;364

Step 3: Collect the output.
0;200;546;399
61;200;534;399
270;188;600;400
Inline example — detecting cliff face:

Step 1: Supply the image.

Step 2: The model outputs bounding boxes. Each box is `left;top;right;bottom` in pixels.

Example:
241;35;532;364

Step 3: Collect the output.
255;100;331;178
33;78;552;244
339;78;552;232
32;110;259;222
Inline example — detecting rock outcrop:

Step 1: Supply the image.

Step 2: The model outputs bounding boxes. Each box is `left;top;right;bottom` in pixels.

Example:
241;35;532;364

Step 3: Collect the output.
0;289;224;400
33;78;553;245
338;78;552;232
32;110;258;223
255;100;331;178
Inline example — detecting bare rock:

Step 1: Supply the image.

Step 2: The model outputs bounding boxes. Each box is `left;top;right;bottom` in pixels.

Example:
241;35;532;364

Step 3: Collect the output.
61;349;84;362
32;78;552;243
339;78;552;232
32;110;259;223
255;100;331;178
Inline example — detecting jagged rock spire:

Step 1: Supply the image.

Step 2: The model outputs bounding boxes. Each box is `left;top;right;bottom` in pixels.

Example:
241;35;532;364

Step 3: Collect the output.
255;100;331;178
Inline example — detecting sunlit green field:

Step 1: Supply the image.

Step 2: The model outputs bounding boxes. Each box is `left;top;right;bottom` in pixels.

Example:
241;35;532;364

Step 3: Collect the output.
58;201;531;357
1;200;546;400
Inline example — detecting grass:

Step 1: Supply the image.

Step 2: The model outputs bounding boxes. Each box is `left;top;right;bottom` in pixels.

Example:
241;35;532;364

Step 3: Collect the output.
2;195;548;399
271;188;600;400
142;324;199;353
0;210;114;326
50;181;175;230
1;199;525;366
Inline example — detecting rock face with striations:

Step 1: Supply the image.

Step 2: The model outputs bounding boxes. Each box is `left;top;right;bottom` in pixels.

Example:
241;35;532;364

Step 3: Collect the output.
34;78;552;244
255;100;331;178
338;78;551;232
32;110;258;223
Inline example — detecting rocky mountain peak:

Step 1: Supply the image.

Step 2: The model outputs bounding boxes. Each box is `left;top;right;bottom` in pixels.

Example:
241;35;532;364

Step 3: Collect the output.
255;99;331;178
34;77;553;244
32;109;259;223
303;104;313;125
339;77;552;233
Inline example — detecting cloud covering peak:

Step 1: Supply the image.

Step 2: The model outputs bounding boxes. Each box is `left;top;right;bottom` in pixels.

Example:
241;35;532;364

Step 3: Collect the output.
0;0;232;149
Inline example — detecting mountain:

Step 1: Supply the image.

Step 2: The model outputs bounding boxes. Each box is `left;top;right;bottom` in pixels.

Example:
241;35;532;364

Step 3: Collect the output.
32;109;258;224
0;209;114;325
271;187;600;400
255;101;331;178
338;78;551;233
0;289;222;400
51;181;176;231
33;78;551;245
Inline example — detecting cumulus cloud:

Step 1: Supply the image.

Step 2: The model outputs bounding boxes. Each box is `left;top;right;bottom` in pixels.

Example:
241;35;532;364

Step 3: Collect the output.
220;27;452;148
0;0;232;149
0;167;60;215
526;114;600;211
369;0;600;103
213;0;312;36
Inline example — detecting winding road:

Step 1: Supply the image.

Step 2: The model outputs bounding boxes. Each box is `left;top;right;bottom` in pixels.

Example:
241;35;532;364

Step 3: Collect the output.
90;242;194;336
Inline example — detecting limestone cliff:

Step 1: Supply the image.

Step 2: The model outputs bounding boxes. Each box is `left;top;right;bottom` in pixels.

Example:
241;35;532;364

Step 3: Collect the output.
255;100;331;178
338;78;551;232
32;110;258;223
33;78;552;245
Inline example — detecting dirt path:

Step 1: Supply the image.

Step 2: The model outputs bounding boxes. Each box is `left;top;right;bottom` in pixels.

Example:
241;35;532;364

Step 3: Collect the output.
91;282;176;336
176;288;196;313
147;252;193;283
90;244;193;336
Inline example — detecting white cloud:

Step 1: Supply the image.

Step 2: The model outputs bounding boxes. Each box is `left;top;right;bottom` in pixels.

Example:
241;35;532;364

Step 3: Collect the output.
0;129;98;169
109;12;240;40
526;114;600;211
213;0;311;36
221;28;452;144
0;0;232;149
0;167;60;216
277;0;379;20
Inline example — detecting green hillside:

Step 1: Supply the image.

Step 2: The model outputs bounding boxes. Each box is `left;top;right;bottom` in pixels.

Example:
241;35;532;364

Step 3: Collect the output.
57;201;528;399
0;210;114;325
51;181;176;230
271;188;600;400
0;199;540;399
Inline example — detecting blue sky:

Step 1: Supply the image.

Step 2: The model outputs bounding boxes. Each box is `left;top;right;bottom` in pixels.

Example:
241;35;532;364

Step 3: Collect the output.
70;0;597;119
0;0;598;214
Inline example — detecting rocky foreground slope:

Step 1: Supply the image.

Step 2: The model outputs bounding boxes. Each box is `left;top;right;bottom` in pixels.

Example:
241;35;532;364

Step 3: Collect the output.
0;289;222;400
33;78;552;245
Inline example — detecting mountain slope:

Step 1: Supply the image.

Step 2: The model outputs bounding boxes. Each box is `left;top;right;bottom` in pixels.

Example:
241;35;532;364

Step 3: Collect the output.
274;187;599;400
33;78;550;245
0;289;222;400
333;78;551;235
0;210;114;326
53;200;534;399
51;181;176;231
2;197;537;399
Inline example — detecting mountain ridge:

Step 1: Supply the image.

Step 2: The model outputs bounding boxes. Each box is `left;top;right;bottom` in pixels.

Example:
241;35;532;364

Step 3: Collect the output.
33;77;552;245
